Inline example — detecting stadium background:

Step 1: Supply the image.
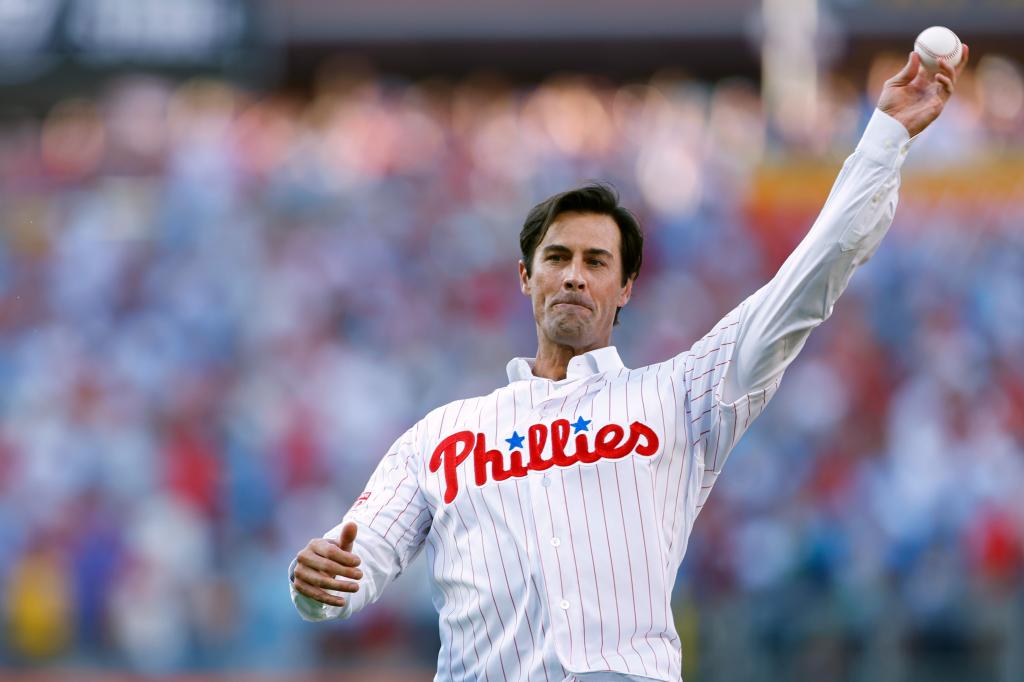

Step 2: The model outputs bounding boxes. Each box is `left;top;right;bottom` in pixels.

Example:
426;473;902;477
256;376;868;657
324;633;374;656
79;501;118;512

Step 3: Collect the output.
1;1;1023;680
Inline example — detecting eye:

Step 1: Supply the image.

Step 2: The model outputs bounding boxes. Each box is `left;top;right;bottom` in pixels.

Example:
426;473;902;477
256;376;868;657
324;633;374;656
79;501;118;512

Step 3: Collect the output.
587;258;605;267
546;254;565;262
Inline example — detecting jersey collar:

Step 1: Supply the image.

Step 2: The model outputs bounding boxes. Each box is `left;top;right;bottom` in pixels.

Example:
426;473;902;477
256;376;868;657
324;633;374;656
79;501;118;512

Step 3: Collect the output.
505;346;625;384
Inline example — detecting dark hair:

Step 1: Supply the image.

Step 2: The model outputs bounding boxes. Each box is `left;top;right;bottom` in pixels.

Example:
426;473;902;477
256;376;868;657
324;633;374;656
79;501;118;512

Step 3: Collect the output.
519;183;643;326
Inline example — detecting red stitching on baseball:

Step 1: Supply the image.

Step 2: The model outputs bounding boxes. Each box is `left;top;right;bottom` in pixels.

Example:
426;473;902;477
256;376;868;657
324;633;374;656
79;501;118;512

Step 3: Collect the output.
915;38;961;63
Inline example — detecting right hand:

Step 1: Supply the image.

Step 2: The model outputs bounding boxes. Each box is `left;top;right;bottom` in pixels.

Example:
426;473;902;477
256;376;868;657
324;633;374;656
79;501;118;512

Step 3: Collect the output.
292;522;363;608
877;46;969;138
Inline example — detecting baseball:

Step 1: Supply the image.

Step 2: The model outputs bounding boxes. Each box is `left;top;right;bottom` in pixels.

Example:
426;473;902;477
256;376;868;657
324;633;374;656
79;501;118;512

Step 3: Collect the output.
914;26;962;71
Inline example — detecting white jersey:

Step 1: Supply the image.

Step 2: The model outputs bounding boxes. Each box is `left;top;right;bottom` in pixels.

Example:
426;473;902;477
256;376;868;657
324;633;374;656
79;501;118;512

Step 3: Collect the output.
291;109;913;681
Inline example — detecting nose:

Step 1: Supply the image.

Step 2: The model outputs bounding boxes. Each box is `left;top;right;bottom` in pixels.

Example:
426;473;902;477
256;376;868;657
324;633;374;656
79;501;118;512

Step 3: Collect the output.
562;258;586;291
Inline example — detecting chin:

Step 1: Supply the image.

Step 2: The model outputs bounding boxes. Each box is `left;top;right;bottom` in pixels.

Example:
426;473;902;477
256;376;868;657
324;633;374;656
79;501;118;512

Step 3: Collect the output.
547;319;590;347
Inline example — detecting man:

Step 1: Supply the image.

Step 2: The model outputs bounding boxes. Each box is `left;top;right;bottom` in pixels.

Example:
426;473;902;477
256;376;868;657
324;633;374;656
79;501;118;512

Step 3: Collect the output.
289;49;968;681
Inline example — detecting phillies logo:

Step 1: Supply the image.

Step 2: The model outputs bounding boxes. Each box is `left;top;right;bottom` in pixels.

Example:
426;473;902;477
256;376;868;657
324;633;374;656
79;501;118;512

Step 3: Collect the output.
429;418;660;504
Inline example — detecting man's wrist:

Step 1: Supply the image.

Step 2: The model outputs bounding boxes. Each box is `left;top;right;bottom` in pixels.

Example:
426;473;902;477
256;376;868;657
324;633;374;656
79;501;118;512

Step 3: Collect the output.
856;108;914;169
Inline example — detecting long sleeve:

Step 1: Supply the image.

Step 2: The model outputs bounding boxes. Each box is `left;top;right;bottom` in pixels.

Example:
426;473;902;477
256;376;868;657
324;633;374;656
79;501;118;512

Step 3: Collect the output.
289;423;434;622
665;109;914;516
721;108;913;404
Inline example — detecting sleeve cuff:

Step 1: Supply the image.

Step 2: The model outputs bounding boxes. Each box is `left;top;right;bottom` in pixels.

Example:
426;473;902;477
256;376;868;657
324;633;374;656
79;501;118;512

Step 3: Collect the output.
855;109;914;169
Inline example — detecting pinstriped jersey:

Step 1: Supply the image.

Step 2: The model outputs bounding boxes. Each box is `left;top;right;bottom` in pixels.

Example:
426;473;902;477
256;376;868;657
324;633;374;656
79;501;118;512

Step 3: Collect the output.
291;108;915;682
348;320;777;682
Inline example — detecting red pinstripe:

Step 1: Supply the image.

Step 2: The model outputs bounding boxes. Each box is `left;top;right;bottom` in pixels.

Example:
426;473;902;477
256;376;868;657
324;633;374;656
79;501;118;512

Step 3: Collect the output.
513;476;550;682
439;402;492;682
426;406;460;680
451;499;503;681
689;359;731;382
630;368;660;663
691;339;736;361
426;533;458;679
542;479;577;663
708;409;725;474
381;483;417;541
436;513;478;679
703;319;740;344
616;372;651;676
530;573;562;682
457;398;518;677
639;367;649;421
593;464;629;668
574;465;611;669
666;371;689;562
464;487;519;676
646;374;680;665
688;379;713;400
690;405;713;424
526;379;565;681
478;393;527;669
612;461;651;676
390;506;430;549
653;369;673;550
630;445;663;666
527;480;566;672
558;472;591;666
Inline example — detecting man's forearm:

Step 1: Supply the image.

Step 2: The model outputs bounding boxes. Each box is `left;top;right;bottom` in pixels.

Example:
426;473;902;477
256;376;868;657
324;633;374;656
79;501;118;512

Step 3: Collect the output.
722;108;912;404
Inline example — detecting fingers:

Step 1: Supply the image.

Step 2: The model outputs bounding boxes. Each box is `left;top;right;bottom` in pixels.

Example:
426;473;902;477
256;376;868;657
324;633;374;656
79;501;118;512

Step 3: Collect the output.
936;73;954;96
310;537;361;568
294;563;362;593
935;45;968;99
956;44;970;76
302;552;364;581
292;577;351;608
339;522;358;552
292;534;365;608
888;51;921;86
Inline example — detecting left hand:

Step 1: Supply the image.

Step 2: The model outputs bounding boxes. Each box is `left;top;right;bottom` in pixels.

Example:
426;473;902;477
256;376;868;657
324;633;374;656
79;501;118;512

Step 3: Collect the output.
877;45;970;138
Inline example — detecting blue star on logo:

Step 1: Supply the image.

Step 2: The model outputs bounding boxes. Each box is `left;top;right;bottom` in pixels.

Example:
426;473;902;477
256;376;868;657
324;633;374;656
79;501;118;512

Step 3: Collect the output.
570;416;591;434
505;431;525;451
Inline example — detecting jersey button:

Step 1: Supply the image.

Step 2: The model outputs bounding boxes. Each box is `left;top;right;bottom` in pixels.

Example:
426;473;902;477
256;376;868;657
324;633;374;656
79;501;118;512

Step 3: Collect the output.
550;537;561;547
559;600;570;610
542;475;551;488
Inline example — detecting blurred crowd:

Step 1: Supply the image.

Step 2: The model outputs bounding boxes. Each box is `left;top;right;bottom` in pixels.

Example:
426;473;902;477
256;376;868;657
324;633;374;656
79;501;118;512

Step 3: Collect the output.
1;51;1023;680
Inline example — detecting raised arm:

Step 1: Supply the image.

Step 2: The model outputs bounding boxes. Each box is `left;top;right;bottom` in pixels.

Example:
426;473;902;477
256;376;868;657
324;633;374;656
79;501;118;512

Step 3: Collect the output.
721;48;969;404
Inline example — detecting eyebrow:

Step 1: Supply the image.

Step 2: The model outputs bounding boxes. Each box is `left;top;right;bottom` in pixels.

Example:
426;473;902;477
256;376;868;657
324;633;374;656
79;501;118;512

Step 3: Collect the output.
541;244;615;259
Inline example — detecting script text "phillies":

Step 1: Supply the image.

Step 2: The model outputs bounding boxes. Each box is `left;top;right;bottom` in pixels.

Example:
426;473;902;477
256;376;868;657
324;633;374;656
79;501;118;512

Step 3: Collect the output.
429;419;660;504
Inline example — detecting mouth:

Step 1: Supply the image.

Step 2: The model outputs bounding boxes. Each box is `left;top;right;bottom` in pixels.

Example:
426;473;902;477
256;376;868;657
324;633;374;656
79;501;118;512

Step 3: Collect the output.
551;300;592;312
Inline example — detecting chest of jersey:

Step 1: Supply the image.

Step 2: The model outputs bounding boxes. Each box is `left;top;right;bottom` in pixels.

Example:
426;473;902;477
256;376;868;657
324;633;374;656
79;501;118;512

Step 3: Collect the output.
421;372;680;511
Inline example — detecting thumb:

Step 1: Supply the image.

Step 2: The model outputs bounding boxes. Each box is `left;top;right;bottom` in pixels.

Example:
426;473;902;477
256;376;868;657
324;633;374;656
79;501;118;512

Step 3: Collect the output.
889;51;920;86
338;521;358;552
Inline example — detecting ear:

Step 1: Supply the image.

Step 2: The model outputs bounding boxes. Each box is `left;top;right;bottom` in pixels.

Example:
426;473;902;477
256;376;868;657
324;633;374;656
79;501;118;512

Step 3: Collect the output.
518;260;531;295
618;276;634;308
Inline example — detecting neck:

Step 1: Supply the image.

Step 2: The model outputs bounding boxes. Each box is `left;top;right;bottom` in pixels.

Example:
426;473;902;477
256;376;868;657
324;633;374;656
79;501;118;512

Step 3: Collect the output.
532;332;610;381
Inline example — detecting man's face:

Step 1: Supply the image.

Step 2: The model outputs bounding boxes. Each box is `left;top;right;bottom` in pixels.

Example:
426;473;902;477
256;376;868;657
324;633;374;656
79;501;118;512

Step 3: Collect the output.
519;211;633;352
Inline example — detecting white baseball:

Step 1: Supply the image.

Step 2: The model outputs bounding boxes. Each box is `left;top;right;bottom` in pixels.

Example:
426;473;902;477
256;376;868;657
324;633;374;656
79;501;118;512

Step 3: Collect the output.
914;26;962;72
